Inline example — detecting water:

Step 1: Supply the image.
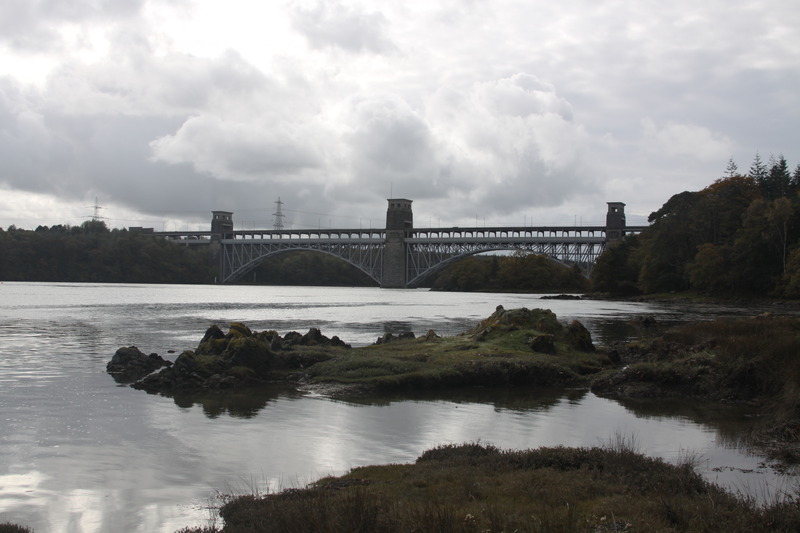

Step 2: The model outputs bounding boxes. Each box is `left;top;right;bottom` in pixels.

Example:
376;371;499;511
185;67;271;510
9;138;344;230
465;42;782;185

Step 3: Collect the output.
0;282;794;532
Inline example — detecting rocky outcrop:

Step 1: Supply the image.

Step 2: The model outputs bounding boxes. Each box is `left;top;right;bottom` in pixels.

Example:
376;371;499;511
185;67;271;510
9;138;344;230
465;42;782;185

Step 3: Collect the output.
116;323;349;394
106;346;171;383
468;305;563;340
468;305;595;355
374;331;417;344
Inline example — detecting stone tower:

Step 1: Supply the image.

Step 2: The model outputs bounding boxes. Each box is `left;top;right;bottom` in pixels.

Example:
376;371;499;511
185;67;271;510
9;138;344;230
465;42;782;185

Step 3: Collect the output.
211;211;234;240
210;211;234;282
605;202;626;242
382;199;413;288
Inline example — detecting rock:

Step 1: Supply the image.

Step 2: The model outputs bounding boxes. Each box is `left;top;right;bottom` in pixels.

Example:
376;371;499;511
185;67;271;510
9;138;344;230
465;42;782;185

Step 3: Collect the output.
329;335;351;348
301;327;326;345
375;332;415;345
223;336;273;373
529;334;556;354
468;306;563;338
270;336;284;351
424;330;440;341
229;322;253;337
564;320;595;352
283;331;303;346
106;346;170;383
118;322;350;393
375;333;396;345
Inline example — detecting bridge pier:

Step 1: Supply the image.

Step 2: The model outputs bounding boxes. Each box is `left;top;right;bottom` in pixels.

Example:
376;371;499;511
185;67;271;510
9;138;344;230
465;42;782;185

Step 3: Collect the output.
382;199;413;288
211;211;233;282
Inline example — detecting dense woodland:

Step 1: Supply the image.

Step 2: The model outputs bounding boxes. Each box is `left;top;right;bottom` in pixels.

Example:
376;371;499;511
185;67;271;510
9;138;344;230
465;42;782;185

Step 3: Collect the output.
0;220;211;284
591;154;800;297
428;253;588;292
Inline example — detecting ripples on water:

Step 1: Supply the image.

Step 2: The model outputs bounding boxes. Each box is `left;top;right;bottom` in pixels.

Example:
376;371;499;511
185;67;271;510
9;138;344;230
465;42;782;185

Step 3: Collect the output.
0;282;796;532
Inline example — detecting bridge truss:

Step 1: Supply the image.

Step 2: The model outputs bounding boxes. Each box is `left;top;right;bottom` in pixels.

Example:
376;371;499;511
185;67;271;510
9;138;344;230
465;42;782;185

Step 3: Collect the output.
210;226;617;286
404;227;608;287
218;229;387;284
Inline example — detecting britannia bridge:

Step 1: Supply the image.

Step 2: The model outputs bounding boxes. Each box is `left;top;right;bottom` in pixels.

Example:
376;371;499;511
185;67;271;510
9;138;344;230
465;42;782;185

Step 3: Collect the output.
143;200;644;288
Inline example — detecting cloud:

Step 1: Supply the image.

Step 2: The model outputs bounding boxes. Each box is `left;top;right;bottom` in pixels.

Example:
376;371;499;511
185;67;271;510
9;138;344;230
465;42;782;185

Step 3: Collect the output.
0;0;798;231
0;0;149;52
421;73;593;219
150;115;323;180
339;95;442;197
289;1;396;54
640;118;734;162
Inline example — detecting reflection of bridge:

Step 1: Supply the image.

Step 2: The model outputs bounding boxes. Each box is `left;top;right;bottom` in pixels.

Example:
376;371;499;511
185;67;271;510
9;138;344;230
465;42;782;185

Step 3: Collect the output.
147;200;644;287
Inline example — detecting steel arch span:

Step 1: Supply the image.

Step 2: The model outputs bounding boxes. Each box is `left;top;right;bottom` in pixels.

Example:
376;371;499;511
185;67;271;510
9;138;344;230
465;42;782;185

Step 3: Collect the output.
404;231;607;287
220;235;386;285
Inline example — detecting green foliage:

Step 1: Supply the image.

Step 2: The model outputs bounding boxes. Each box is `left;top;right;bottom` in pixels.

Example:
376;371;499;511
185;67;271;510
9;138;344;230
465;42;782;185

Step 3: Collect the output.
593;154;800;297
590;234;642;294
430;252;589;293
0;225;211;283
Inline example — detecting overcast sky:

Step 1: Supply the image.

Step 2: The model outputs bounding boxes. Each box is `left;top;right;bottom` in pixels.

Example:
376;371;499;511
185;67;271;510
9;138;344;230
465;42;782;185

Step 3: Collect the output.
1;0;798;231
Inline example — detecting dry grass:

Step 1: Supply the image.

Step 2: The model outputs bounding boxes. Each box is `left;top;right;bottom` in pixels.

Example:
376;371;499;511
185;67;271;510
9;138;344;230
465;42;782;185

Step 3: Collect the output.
178;443;800;533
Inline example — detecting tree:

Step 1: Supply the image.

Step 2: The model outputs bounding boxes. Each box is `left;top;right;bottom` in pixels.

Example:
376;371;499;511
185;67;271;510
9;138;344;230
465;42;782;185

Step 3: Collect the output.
688;243;730;292
749;152;768;195
724;157;739;178
765;154;792;200
767;197;794;275
792;164;800;192
590;235;642;294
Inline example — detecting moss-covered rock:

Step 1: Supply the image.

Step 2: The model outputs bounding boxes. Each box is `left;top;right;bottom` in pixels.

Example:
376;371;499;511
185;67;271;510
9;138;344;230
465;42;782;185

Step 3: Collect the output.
564;320;595;352
528;333;556;354
468;305;564;340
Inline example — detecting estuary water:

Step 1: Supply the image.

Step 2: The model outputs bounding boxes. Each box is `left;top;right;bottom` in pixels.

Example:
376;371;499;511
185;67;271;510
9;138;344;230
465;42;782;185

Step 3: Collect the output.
0;282;795;532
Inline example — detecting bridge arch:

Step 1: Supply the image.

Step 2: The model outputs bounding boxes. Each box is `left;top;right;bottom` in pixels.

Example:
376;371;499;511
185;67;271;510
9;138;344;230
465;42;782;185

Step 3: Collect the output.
405;245;596;288
221;239;385;285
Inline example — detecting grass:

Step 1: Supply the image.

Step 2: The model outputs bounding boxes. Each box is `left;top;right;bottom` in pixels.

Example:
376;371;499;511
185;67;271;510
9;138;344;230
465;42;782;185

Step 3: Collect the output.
292;306;611;393
299;329;607;392
177;442;800;533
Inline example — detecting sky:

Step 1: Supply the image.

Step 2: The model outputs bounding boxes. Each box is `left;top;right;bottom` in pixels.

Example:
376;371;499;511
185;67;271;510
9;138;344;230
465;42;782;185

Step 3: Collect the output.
1;0;798;232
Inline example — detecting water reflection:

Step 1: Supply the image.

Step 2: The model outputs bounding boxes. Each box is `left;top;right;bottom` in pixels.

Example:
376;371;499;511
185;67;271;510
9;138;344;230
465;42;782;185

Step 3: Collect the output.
329;385;581;411
167;384;302;419
613;396;759;450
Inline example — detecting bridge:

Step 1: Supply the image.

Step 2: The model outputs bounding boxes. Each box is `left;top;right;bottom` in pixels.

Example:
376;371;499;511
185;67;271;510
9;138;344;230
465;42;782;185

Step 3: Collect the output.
144;200;645;287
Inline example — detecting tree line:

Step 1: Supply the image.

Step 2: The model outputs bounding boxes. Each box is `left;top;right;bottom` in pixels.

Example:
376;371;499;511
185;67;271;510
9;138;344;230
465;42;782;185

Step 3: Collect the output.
429;252;589;292
591;154;800;297
0;220;211;284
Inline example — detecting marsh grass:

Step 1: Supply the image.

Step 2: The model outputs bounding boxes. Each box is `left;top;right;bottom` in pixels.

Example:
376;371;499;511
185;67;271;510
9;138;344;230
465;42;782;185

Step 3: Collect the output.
301;328;609;392
663;315;800;410
177;442;800;533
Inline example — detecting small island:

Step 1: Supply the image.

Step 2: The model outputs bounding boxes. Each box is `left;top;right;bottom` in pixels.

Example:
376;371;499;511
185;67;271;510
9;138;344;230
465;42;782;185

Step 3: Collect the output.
108;306;605;396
